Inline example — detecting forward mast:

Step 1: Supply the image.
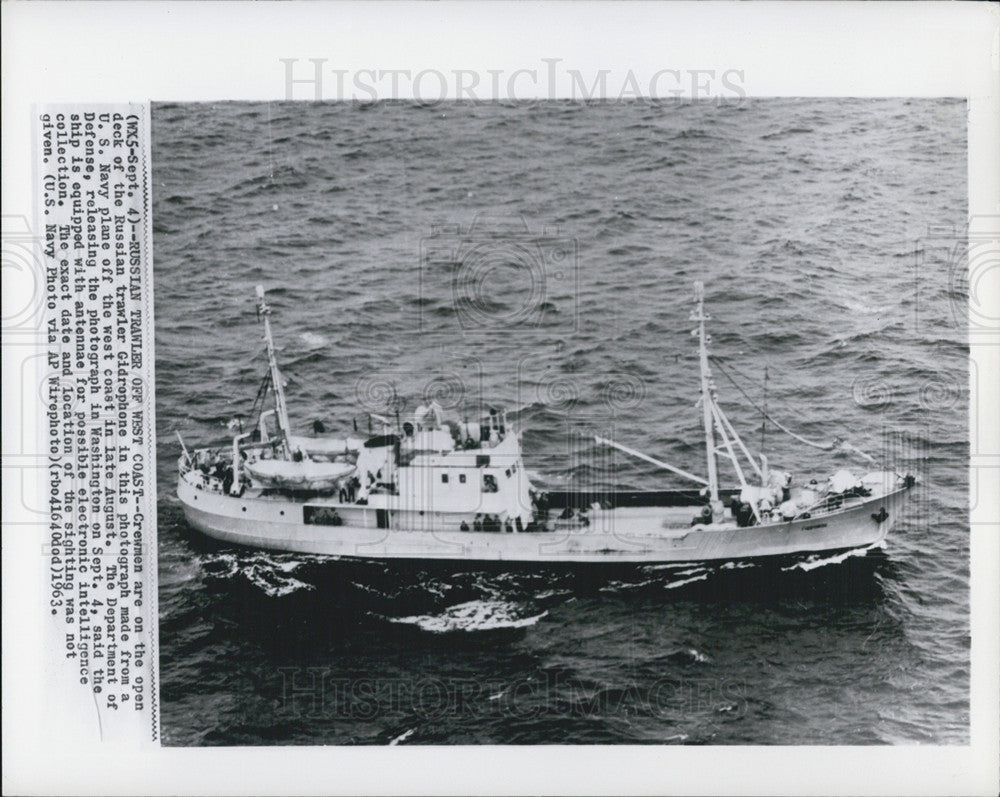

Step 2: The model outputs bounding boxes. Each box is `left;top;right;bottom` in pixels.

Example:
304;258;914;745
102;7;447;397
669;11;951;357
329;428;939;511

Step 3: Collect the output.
691;281;767;521
256;285;294;458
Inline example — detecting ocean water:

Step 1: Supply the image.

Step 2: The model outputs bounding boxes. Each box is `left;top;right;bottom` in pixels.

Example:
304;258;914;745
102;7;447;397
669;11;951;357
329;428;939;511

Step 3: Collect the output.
152;99;969;745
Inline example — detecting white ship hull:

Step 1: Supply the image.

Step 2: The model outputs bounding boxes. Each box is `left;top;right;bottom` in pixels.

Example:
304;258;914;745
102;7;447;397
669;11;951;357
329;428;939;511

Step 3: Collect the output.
178;475;912;564
175;284;915;567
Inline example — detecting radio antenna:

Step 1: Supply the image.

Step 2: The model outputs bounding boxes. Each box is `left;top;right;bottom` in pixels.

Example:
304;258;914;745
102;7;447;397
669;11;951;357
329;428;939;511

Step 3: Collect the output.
761;363;768;460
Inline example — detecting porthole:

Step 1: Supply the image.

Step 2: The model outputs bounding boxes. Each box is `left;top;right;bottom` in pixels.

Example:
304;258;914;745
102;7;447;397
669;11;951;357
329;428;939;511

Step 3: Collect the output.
242;506;247;512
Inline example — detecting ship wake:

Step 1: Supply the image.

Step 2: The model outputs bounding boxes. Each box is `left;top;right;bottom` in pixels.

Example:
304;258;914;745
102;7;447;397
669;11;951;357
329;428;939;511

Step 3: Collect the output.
200;551;330;597
382;599;548;633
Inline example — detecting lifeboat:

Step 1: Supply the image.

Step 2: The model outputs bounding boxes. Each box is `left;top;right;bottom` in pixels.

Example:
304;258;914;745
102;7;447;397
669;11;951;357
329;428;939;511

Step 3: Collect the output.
288;435;364;458
245;459;356;492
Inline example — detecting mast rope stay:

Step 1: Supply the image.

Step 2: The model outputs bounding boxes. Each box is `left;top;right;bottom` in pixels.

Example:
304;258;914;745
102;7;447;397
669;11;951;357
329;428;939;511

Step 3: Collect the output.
709;355;836;452
246;370;273;431
709;401;747;487
593;436;709;487
708;352;905;479
708;400;763;524
712;398;765;482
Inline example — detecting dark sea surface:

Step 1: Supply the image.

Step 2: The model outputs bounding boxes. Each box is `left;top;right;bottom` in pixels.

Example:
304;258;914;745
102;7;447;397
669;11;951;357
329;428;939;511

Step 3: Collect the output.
152;99;969;746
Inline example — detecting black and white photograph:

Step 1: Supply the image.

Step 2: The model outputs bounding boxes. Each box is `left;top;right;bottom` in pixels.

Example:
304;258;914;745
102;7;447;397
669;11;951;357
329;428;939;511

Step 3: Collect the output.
3;3;998;794
154;96;967;746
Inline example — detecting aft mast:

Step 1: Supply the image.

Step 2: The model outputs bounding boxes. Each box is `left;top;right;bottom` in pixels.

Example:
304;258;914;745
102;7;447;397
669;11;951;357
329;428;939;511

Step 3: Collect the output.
692;282;721;509
256;285;293;458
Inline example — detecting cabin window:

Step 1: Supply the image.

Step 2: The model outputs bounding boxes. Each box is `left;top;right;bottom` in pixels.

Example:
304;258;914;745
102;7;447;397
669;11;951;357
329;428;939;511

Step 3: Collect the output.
459;473;466;484
483;474;498;493
304;506;343;526
441;473;449;484
505;468;511;478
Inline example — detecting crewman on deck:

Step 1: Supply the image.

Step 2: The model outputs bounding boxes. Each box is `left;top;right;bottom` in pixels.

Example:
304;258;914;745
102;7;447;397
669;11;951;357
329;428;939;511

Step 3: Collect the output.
758;496;774;522
691;505;713;526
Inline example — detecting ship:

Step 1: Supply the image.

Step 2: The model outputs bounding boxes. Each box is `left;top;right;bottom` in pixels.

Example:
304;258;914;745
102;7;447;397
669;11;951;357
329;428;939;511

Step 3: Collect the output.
176;282;914;564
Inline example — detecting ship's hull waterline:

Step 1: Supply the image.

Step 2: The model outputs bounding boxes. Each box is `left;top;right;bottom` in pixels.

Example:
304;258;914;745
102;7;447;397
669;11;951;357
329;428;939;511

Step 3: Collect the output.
178;477;911;564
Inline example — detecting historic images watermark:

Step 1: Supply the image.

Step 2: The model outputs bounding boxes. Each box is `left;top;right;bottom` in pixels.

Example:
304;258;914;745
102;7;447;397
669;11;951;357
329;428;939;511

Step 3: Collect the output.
275;668;747;723
915;215;999;340
419;215;578;336
3;215;47;335
281;58;746;104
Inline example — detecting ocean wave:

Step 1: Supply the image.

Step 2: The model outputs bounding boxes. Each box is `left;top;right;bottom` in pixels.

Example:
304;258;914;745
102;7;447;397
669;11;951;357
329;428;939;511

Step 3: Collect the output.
599;578;658;593
663;573;709;590
718;560;758;571
388;728;416;745
200;551;323;597
780;544;878;572
666;648;711;664
298;331;329;349
761;127;815;140
383;599;548;633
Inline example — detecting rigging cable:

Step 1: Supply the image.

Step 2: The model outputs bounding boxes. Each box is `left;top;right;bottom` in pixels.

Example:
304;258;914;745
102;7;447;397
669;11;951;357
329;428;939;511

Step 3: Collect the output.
712;352;849;433
709;355;836;452
761;363;768;456
711;355;906;479
246;370;273;430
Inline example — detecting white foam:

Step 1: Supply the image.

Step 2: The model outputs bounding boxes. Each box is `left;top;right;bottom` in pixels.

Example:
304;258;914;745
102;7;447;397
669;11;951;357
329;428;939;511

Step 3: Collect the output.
781;544;875;572
686;648;711;663
202;552;317;597
719;560;757;571
386;600;547;633
599;578;657;593
534;588;571;600
388;728;415;745
243;563;316;597
298;331;328;349
664;573;709;589
350;580;386;596
202;552;240;579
